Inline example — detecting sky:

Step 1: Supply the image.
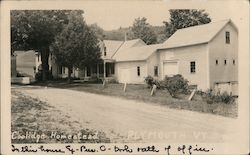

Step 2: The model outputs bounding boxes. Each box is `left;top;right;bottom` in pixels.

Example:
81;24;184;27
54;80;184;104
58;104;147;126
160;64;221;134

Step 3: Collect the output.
77;0;247;30
4;0;247;30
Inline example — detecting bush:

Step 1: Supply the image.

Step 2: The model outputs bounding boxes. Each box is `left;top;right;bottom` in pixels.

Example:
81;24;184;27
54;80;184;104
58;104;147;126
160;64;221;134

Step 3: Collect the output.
220;92;234;104
144;76;154;88
144;76;161;89
161;74;189;97
108;78;118;84
35;70;53;81
16;72;25;77
203;89;234;104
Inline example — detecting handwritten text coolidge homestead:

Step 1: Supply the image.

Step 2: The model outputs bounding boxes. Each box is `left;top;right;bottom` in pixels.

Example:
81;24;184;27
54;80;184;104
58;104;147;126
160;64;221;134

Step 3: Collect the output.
12;131;99;143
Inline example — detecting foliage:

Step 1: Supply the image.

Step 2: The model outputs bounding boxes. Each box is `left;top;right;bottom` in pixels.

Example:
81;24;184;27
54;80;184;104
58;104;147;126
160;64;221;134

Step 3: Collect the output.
11;10;73;80
152;26;167;43
161;74;189;97
144;76;160;89
103;27;133;41
131;17;157;45
51;11;101;81
89;23;105;40
203;90;234;104
35;70;53;82
103;26;166;43
164;9;212;38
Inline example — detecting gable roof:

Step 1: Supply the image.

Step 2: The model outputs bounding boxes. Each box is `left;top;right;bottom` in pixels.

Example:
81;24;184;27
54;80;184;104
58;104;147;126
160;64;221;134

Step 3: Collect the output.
102;39;146;59
113;43;162;62
119;39;146;51
159;19;236;49
111;39;146;59
102;40;123;59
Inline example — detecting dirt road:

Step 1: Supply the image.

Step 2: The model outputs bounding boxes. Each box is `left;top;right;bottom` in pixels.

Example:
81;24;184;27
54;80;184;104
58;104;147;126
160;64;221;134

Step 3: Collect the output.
13;86;238;143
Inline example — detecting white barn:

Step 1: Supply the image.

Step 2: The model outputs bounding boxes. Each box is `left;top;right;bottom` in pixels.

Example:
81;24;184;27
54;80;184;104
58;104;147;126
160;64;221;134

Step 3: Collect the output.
158;19;238;94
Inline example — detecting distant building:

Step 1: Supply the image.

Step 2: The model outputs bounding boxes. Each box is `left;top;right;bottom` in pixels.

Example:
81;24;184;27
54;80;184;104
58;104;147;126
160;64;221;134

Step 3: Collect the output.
14;50;53;78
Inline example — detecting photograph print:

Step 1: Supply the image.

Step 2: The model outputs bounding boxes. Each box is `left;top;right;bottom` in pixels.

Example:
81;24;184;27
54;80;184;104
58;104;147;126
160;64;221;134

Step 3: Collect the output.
3;0;249;154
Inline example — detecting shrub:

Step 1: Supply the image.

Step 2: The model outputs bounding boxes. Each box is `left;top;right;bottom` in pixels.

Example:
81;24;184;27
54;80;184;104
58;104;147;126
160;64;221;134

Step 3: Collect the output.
16;72;25;77
35;70;53;81
144;76;161;89
161;74;189;97
220;92;235;104
108;78;118;84
203;89;234;104
144;76;154;88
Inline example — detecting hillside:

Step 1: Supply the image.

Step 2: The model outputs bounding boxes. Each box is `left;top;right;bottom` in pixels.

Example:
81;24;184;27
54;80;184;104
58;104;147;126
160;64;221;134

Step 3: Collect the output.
103;25;167;43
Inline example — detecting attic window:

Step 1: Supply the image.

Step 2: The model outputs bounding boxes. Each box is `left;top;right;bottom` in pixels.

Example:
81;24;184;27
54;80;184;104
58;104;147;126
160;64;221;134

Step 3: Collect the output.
224;59;227;65
104;46;107;56
226;31;230;44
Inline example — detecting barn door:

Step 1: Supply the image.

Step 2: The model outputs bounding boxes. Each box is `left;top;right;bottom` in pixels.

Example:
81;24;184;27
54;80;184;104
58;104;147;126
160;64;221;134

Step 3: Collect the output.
163;61;178;77
120;68;130;83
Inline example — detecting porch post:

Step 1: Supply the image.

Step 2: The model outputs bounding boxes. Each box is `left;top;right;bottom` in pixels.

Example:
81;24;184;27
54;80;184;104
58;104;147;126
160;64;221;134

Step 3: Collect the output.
97;64;99;78
84;66;87;78
103;61;106;79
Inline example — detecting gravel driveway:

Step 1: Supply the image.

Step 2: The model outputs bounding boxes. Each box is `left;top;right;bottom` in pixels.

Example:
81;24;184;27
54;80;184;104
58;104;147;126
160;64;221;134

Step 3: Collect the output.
13;86;238;143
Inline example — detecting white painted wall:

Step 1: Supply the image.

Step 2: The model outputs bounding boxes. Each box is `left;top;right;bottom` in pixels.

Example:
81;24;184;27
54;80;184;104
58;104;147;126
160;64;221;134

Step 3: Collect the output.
115;61;147;84
146;52;160;80
208;23;238;88
159;44;209;90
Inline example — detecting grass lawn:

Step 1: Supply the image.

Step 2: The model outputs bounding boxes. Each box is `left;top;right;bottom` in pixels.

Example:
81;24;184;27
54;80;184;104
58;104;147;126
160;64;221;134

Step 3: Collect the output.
11;90;110;143
34;81;238;118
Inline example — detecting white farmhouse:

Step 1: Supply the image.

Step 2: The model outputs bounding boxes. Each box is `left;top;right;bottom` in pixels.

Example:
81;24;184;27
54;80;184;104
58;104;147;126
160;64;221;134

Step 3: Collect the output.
50;19;238;94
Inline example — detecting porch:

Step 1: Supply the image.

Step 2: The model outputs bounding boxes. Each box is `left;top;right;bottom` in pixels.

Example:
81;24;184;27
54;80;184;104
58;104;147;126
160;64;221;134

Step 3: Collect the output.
79;60;116;82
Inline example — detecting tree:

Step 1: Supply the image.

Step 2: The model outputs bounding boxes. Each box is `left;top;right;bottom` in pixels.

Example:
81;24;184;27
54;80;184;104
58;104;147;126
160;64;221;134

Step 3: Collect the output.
164;9;212;38
11;10;71;81
89;23;105;40
51;11;101;82
131;17;157;45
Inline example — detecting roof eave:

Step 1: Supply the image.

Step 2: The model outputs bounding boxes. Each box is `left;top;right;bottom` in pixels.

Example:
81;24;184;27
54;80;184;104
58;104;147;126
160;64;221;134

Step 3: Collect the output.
158;42;208;51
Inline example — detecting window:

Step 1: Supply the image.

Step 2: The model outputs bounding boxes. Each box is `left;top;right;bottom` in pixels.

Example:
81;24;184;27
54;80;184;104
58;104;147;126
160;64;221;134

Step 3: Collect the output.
216;60;218;65
233;59;235;65
110;63;115;74
190;61;196;73
137;66;140;76
104;46;107;56
154;66;158;76
58;66;62;74
87;66;91;76
62;67;66;74
226;31;230;44
224;59;227;65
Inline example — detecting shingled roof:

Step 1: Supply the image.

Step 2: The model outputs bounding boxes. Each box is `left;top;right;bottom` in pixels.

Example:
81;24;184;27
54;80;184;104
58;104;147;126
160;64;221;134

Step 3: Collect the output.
102;39;146;59
102;40;123;59
159;19;237;49
113;43;162;62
